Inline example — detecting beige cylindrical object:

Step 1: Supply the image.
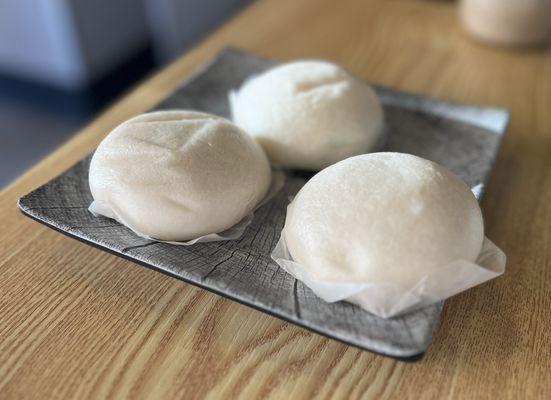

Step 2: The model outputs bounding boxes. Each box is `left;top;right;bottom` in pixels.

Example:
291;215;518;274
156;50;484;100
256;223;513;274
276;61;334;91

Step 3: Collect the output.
459;0;551;47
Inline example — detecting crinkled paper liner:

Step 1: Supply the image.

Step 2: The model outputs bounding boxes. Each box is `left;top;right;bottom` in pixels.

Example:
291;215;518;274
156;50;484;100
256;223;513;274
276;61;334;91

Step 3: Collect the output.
271;232;506;319
89;170;285;245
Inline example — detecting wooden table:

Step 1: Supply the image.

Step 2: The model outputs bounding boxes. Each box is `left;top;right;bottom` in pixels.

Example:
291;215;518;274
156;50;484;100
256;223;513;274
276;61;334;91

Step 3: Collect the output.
1;0;550;398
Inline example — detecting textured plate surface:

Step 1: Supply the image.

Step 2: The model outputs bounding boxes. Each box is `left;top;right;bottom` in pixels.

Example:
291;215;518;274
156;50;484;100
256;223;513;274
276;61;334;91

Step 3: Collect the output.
18;48;508;360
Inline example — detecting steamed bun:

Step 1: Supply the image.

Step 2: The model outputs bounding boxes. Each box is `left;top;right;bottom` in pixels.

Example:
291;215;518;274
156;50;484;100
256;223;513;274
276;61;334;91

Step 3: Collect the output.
89;110;271;241
282;152;484;289
230;61;384;170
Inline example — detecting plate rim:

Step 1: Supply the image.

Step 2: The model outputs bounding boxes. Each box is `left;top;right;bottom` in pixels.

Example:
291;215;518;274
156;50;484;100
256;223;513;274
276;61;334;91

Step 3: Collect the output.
18;202;426;362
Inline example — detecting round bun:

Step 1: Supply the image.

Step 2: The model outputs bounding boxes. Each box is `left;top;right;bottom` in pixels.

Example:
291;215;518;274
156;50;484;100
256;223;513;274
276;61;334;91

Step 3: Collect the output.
89;110;271;241
230;61;384;170
283;152;484;288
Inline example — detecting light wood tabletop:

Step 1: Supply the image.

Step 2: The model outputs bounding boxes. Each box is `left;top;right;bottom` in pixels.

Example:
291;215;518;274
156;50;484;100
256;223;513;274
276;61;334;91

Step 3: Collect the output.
1;0;550;398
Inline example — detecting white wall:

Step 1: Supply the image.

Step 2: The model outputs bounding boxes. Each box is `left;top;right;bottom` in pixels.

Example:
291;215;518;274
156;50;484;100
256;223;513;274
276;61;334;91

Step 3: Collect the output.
0;0;148;89
0;0;248;89
144;0;248;62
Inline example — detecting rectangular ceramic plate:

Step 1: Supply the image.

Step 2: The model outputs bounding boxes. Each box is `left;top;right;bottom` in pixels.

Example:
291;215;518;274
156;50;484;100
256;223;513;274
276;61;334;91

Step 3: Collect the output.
18;48;508;360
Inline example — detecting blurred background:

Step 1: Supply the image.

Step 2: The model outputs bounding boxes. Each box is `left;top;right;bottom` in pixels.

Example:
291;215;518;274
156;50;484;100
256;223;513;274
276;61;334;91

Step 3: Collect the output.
0;0;250;187
0;0;549;188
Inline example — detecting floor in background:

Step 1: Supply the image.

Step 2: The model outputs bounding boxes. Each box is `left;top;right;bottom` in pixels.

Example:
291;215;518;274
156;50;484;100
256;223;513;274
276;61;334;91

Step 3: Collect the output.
0;46;155;188
0;97;86;188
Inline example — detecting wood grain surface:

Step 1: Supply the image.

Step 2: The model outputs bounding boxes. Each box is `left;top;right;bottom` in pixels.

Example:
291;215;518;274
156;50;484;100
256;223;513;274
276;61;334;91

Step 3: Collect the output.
17;48;507;360
1;0;550;398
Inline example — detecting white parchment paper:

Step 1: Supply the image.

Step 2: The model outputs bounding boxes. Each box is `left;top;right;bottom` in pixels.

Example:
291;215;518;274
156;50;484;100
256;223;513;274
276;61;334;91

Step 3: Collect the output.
271;231;506;319
89;170;285;245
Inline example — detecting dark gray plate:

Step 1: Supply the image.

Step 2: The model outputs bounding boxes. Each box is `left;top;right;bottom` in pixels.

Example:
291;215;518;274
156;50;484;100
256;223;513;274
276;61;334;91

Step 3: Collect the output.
18;48;508;361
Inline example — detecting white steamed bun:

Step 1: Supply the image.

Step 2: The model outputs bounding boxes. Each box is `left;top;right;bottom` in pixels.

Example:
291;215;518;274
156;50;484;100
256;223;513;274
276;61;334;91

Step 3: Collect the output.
282;152;484;289
89;110;271;241
230;61;384;170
